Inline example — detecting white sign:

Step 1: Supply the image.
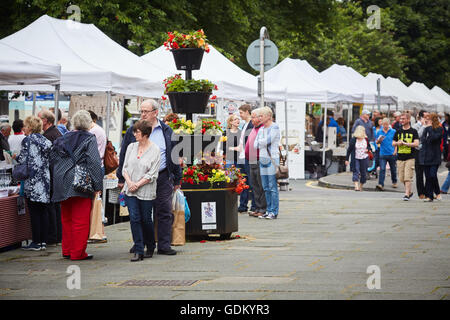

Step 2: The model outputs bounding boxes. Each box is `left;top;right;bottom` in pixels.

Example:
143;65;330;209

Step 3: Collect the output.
201;202;216;224
276;101;306;179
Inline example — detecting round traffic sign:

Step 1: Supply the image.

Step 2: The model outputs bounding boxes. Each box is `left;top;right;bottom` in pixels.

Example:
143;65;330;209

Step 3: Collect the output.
246;39;279;72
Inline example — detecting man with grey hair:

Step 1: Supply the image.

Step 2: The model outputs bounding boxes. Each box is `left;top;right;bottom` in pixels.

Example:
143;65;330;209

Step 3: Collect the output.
38;110;63;247
0;122;11;152
375;118;398;191
352;110;374;142
117;99;182;256
246;108;267;217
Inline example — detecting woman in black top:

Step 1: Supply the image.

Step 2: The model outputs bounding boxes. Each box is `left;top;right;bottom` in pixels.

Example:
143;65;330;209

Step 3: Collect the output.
223;114;242;168
419;113;443;202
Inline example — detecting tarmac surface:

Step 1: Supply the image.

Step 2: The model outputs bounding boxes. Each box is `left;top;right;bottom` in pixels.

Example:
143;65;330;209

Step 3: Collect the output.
0;166;449;301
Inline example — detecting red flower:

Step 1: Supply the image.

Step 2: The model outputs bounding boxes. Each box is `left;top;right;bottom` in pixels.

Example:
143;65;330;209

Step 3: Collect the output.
202;128;206;134
211;95;217;100
172;42;179;49
214;85;218;90
161;96;167;100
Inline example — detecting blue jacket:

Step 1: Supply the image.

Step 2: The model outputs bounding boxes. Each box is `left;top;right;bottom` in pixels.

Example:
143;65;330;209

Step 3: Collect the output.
117;119;182;185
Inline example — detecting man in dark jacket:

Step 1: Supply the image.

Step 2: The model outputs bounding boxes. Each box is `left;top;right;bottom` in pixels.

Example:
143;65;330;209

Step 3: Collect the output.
38;110;62;246
117;99;182;256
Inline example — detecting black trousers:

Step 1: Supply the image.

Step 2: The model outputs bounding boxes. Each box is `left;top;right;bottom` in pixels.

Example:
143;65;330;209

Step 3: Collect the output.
47;202;62;244
27;199;49;244
415;154;426;197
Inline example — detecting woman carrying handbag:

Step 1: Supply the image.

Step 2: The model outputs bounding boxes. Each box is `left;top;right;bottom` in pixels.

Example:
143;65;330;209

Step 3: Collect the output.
346;125;372;191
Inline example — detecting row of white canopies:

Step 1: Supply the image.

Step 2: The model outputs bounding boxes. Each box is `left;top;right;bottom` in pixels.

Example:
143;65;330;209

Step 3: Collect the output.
1;15;450;115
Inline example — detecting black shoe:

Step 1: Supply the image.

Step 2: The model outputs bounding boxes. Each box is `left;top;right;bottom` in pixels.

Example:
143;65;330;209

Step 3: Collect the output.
130;253;144;262
144;249;154;259
157;248;177;255
79;254;93;260
63;254;70;259
129;245;135;254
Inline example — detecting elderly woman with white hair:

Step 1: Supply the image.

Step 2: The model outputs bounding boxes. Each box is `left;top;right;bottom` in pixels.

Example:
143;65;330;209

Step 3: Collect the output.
50;110;103;260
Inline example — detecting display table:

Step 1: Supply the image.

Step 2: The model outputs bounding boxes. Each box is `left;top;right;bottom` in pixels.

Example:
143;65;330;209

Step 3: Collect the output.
0;195;32;249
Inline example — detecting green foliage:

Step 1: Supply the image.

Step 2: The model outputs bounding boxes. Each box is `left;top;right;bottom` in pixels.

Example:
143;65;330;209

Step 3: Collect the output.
163;74;216;93
0;0;447;92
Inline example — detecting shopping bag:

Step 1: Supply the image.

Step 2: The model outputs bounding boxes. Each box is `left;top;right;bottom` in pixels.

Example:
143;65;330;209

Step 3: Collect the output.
171;189;186;246
119;206;129;216
184;198;191;223
172;205;186;246
89;195;105;240
172;189;185;213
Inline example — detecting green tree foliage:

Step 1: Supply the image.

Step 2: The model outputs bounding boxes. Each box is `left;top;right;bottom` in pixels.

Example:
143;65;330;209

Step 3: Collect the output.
0;0;447;92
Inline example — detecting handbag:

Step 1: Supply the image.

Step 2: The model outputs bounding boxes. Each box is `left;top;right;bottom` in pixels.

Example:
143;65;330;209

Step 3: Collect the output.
12;138;30;181
65;136;94;194
73;162;95;193
89;195;105;240
366;138;374;160
266;143;289;180
104;140;119;175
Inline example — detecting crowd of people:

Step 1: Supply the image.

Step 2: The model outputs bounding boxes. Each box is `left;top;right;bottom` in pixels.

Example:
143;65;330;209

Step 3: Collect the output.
345;109;450;201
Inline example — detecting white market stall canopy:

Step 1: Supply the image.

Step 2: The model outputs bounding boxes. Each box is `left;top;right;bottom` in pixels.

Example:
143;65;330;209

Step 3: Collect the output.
431;86;450;112
409;82;444;107
0;41;61;86
265;58;362;103
319;64;397;105
141;45;286;102
0;15;167;97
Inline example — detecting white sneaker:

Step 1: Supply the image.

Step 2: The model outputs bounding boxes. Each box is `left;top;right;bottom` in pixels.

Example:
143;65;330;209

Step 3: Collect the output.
265;213;277;220
258;213;269;219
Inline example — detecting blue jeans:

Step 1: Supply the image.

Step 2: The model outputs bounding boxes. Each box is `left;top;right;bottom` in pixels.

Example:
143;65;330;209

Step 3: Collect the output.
352;158;368;184
441;171;450;193
124;195;155;255
259;159;279;216
237;160;255;212
379;155;398;187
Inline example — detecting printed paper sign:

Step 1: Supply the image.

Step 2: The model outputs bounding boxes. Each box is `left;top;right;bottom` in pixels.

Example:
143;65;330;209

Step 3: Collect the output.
201;202;216;224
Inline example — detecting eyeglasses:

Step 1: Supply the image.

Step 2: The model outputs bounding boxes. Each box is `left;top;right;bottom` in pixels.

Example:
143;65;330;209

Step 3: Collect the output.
140;109;157;114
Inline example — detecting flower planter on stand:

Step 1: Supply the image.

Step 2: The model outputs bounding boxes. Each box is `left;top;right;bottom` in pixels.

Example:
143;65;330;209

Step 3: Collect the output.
165;37;238;240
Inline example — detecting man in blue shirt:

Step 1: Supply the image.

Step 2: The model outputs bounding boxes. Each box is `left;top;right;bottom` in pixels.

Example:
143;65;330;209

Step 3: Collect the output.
375;118;398;190
117;99;182;256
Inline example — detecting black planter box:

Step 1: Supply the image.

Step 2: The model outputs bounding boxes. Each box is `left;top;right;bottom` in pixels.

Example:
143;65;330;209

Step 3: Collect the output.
182;183;238;239
171;48;204;70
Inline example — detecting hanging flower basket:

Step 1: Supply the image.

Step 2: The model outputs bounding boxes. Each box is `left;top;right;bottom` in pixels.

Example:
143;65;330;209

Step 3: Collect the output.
163;75;217;114
168;91;210;114
171;48;205;71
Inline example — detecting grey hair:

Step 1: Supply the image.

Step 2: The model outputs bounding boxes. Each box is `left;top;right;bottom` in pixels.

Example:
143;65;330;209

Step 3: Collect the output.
0;123;11;131
72;110;92;131
141;99;159;111
381;117;390;124
251;107;263;115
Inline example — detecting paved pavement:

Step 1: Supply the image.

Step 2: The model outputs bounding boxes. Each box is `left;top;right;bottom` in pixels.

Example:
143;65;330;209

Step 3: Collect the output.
319;163;449;194
0;178;449;301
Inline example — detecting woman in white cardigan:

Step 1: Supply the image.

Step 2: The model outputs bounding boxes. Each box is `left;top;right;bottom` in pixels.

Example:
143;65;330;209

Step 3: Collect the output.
122;120;161;262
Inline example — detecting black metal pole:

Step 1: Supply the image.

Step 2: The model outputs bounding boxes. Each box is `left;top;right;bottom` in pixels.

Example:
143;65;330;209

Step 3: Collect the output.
185;69;193;121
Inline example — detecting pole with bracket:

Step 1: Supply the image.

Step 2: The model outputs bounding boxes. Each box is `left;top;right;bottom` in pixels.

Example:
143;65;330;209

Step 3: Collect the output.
54;85;60;125
259;27;269;109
